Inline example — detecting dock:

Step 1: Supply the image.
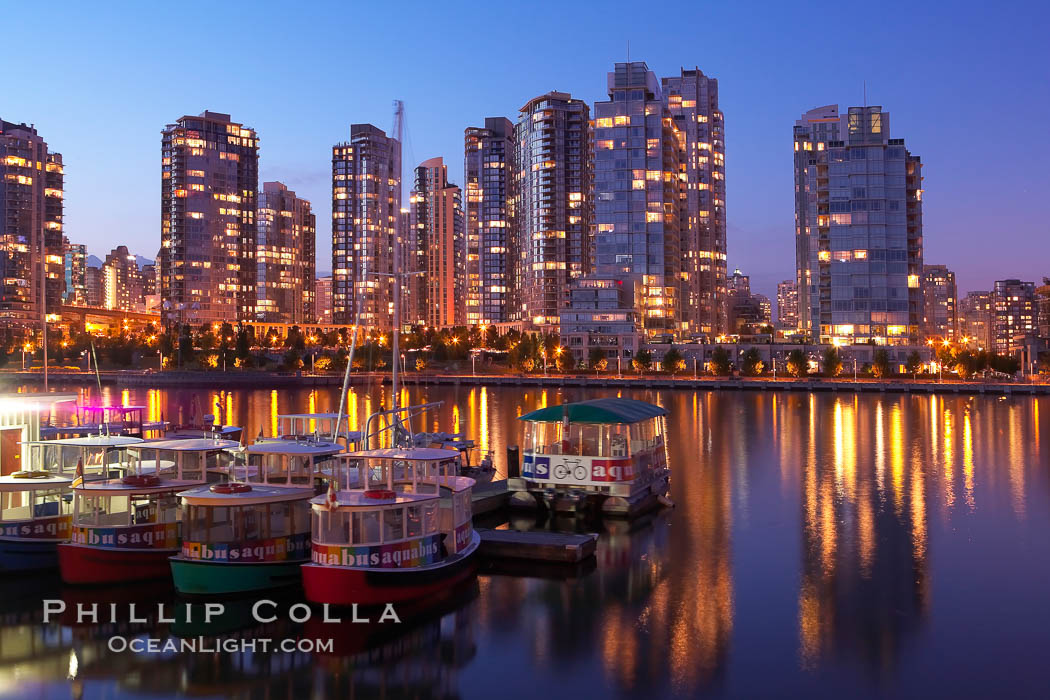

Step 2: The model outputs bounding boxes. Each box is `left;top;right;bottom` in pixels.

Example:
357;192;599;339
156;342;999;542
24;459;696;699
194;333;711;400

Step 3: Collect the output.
476;528;598;563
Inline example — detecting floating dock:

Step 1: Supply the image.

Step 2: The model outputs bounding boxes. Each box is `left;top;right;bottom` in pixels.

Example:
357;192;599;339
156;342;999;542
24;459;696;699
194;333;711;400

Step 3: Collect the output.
476;528;597;564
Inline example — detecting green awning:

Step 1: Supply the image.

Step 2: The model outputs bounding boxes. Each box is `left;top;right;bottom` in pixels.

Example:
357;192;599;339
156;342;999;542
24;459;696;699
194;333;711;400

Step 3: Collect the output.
518;398;667;424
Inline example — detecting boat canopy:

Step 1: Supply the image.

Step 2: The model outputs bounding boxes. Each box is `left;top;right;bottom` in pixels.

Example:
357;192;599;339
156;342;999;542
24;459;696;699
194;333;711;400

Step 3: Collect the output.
135;438;241;452
25;435;144;447
518;398;667;424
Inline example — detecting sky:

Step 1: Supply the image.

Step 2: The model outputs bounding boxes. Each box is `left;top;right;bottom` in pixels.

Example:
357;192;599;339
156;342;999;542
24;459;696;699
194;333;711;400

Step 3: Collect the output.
2;0;1047;303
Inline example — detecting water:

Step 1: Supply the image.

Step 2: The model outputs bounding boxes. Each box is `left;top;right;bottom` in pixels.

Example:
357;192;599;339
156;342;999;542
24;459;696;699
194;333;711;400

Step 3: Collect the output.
3;384;1049;699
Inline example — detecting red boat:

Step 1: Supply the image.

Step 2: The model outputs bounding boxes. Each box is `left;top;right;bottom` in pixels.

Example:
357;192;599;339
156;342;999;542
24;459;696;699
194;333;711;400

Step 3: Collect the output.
59;438;238;585
302;448;480;606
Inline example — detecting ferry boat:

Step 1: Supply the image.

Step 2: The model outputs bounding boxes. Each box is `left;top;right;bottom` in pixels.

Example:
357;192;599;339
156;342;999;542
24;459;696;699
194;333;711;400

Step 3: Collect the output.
507;398;670;517
275;413;363;450
0;472;73;570
22;435;145;478
57;439;237;585
301;447;480;606
169;439;344;595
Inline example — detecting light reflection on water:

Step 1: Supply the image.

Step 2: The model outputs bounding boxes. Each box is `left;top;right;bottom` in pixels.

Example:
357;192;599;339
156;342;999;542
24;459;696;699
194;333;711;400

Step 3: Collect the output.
2;385;1049;699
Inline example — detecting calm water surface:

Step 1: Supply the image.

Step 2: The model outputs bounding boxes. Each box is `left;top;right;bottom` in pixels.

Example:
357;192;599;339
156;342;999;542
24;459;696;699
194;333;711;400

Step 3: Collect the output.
3;383;1049;699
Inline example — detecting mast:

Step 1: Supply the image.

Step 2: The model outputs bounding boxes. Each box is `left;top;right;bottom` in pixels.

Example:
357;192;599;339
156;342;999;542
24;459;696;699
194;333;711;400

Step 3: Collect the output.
392;99;404;420
40;235;49;392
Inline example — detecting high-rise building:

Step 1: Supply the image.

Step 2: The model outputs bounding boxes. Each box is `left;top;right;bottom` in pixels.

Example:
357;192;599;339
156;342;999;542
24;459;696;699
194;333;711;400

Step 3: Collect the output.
407;158;464;329
593;62;682;338
62;238;87;306
102;245;142;312
727;268;750;297
256;182;316;324
959;291;994;350
993;279;1036;356
85;265;101;308
315;275;333;324
777;279;799;330
0;119;64;330
160;111;259;325
662;67;727;338
464;118;516;326
516;91;592;331
1037;278;1050;340
793;105;924;345
921;264;957;340
332;124;400;329
560;276;643;366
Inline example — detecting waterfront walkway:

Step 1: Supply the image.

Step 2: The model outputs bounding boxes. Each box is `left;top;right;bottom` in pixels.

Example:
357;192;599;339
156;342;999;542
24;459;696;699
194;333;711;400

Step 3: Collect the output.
4;369;1049;396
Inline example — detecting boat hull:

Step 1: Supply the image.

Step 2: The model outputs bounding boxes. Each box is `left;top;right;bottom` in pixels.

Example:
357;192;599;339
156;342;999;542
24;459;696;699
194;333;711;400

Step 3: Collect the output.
0;539;62;571
302;534;480;606
58;543;177;585
170;557;306;596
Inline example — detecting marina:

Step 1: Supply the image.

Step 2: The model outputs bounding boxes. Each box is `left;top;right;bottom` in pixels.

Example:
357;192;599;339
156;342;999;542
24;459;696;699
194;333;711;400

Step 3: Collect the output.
0;384;1046;698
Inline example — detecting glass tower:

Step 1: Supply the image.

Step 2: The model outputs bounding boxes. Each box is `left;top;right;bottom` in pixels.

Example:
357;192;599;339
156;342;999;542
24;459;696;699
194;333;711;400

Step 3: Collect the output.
593;62;682;338
793;105;923;345
256;181;316;324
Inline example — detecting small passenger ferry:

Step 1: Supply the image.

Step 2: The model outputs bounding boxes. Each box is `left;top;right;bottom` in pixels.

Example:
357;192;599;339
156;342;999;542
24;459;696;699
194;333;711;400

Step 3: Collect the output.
23;435;145;478
302;447;480;606
57;439;237;584
508;398;670;517
0;472;73;570
169;439;344;595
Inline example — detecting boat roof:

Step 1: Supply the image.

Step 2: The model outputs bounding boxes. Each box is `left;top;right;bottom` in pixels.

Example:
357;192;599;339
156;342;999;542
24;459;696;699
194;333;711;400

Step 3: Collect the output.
518;398;667;424
348;447;461;461
244;440;343;456
74;478;206;494
24;435;144;447
82;405;145;411
0;392;77;409
133;438;242;452
310;490;437;507
0;474;73;491
177;483;315;505
278;412;343;420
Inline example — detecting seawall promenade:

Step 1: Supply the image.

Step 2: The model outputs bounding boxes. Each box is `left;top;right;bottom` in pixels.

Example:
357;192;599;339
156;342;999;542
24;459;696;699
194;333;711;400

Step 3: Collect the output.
4;369;1048;396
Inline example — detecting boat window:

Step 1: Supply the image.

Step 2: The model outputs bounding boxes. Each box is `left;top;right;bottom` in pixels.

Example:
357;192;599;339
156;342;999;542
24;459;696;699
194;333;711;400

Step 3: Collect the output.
185;505;206;541
206;450;234;473
179;451;205;481
291;499;311;535
382;507;404;542
366;461;386;489
423;502;438;533
239;504;263;540
318;509;350;544
523;428;534;454
354;510;380;544
289;455;311;486
406;505;422;537
269;501;291;537
209;506;235;542
609;424;630;457
392;459;411;483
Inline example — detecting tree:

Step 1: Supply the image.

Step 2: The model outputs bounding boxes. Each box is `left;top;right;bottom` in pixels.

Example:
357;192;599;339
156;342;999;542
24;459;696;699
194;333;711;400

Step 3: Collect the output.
287;326;306;353
786;349;808;377
954;350;979;379
741;347;764;376
662;347;684;375
415;357;426;372
588;347;606;373
822;347;842;377
632;348;652;374
906;350;923;377
872;348;891;378
555;350;574;373
235;326;253;367
282;349;302;371
710;347;733;376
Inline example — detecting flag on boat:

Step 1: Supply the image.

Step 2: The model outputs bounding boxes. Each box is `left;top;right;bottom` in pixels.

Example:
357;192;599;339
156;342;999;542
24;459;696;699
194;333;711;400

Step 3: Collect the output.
71;457;84;488
324;476;338;510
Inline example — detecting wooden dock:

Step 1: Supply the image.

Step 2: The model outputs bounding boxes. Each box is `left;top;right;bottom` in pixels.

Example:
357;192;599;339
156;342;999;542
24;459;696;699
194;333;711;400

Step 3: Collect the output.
476;528;597;563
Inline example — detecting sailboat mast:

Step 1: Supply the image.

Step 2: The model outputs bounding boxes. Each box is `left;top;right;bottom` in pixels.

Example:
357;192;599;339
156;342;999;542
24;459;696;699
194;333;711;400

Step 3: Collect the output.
392;99;404;420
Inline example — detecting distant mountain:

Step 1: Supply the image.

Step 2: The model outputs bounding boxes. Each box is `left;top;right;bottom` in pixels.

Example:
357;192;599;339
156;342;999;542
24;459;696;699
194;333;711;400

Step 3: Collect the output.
86;253;155;269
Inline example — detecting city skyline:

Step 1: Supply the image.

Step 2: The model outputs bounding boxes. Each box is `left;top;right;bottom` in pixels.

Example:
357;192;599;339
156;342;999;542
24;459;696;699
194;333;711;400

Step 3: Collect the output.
1;2;1045;305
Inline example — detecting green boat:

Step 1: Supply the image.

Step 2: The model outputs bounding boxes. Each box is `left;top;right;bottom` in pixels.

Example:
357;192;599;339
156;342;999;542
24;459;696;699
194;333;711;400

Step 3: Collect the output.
169;439;342;595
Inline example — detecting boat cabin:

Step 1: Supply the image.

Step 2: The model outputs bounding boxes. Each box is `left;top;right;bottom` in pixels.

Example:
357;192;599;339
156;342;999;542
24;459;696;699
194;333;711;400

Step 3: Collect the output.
22;435;144;477
228;440;344;487
122;438;241;481
0;474;73;540
276;413;363;450
311;448;475;567
518;398;668;485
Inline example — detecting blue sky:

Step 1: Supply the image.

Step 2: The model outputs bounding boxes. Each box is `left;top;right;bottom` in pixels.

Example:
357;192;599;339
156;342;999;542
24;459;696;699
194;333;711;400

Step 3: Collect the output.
2;0;1047;301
